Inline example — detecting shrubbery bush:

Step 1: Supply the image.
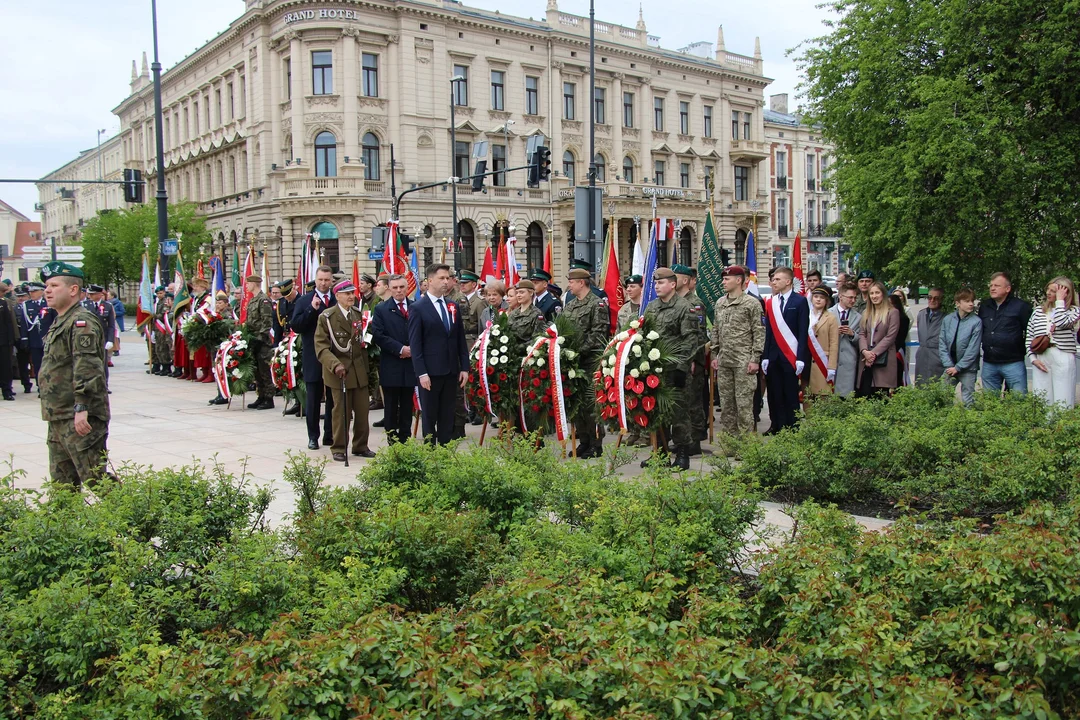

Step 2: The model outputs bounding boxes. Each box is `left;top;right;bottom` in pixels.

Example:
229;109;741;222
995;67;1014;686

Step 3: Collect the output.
736;383;1080;518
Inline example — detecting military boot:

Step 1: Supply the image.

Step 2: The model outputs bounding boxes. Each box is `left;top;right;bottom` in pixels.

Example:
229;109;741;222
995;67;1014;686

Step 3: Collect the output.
671;447;690;471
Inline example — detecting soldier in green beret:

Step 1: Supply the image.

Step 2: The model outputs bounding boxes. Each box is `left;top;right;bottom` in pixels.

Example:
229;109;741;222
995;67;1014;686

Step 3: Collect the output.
243;275;276;409
459;269;486;426
38;262;111;489
616;275;643;330
562;268;610;457
674;264;709;456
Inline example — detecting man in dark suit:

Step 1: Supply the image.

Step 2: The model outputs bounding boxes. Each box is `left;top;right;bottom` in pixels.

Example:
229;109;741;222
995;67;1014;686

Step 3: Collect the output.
762;266;810;434
289;265;336;449
371;273;417;444
408;263;469;445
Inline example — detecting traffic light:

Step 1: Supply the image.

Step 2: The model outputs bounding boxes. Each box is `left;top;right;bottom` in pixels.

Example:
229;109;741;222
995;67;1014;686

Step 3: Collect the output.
537;146;551;181
527;149;540;188
399;233;414;256
471;160;487;192
720;248;731;266
123;169;144;203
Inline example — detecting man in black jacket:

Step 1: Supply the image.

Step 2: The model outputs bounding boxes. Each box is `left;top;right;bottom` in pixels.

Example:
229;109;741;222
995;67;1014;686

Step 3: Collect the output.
289;266;336;449
371;274;417;444
978;271;1032;395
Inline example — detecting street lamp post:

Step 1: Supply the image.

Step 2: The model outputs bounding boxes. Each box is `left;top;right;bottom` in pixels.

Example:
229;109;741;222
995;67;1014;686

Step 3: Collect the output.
449;75;466;270
150;0;169;275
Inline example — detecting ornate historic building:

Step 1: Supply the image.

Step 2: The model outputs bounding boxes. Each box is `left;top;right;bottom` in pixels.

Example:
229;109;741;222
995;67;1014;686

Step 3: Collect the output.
36;133;124;244
47;0;776;281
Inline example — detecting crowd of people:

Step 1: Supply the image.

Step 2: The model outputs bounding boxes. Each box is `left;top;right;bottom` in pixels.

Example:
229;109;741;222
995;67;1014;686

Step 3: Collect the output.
4;257;1078;488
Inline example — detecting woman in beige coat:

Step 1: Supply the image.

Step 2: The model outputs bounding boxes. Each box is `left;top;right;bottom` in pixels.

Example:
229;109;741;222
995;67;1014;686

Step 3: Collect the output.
807;285;840;396
856;281;901;397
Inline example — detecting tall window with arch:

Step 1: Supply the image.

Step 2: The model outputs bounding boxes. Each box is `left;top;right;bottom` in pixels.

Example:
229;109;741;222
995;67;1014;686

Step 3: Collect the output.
362;133;380;180
563;150;575;184
525;222;544;273
622;156;634;183
457;221;476;271
594;154;606;183
315;131;337;177
678;226;693;266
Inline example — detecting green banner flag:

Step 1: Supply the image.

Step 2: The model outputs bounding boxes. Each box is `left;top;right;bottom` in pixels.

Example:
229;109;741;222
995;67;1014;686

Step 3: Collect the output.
231;248;241;289
172;250;192;320
697;208;724;322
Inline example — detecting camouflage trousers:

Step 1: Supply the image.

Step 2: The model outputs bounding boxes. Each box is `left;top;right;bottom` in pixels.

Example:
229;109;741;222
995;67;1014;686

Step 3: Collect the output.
666;385;693;449
688;353;708;442
253;344;274;400
716;365;757;435
153;331;172;364
47;418;109;489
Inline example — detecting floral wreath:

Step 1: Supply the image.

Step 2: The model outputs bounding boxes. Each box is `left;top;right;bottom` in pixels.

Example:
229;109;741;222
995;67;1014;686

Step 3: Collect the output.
519;316;590;443
270;331;306;408
467;312;518;420
213;329;257;401
594;316;677;433
180;302;233;353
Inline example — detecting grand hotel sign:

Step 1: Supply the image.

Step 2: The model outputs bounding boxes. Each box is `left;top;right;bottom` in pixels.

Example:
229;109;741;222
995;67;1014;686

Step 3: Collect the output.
283;8;361;23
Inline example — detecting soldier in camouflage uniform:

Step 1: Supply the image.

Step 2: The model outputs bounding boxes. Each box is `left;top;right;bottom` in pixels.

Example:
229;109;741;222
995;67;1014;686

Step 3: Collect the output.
37;262;111;489
243;275;276;409
562;268;610;458
709;266;765;438
643;267;698;470
357;274;383;413
507;279;550;430
674;264;709;455
152;289;174;374
459;270;487;426
616;275;643;330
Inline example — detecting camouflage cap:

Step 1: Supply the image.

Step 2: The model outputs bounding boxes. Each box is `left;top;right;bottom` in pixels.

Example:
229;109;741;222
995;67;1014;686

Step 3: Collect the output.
40;261;85;282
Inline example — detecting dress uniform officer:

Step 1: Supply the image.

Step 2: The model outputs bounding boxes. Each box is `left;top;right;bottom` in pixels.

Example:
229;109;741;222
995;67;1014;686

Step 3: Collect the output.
561;268;610;458
616;275;643;330
642;267;698;470
673;264;709;455
86;284;117;385
530;269;563;322
0;282;17;400
37;261;111;489
243;275;276;409
19;282;48;390
314;279;375;462
13;285;33;394
709;266;765;438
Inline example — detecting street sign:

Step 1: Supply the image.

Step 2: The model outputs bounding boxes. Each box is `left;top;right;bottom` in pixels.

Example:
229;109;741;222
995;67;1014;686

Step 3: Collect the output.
161;239;179;256
367;251;383;261
21;245;83;259
23;260;83;269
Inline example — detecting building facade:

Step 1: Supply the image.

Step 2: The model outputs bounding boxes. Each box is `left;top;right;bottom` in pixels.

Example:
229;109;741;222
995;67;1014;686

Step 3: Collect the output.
36;133;125;243
0;200;42;283
763;93;845;275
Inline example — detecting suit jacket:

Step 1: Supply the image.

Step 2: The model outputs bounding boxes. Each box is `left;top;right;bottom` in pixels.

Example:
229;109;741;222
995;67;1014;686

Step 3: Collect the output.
313;305;370;390
763;291;810;372
808;310;840;395
408;294;468;379
829;305;862;397
290;289;337;383
857;307;901;389
372;297;417;388
914;307;946;383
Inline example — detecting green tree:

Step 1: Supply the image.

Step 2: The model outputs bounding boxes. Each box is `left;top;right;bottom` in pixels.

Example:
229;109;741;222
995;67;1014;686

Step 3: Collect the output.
80;203;209;290
798;0;1080;297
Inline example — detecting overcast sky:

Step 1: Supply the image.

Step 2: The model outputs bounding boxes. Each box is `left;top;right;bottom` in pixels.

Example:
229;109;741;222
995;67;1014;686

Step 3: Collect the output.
0;0;831;219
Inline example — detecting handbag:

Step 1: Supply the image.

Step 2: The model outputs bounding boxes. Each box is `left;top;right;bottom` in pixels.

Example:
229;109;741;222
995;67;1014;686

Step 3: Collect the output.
872;351;888;367
1029;334;1051;355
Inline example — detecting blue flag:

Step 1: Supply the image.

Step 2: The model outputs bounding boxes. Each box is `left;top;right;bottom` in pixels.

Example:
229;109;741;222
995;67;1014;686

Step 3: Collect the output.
638;220;660;317
745;230;760;296
410;248;421;300
209;256;227;296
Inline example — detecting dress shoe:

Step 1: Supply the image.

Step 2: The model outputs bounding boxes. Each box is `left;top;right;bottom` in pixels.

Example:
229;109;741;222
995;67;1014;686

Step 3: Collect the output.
208;396;229;406
307;439;319;450
23;386;32;394
332;452;347;462
352;449;377;458
3;394;14;402
282;401;300;416
372;418;385;428
322;435;333;446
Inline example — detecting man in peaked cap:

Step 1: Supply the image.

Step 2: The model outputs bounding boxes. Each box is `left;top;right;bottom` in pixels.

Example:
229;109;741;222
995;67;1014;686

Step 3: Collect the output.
86;284;117;380
529;268;562;322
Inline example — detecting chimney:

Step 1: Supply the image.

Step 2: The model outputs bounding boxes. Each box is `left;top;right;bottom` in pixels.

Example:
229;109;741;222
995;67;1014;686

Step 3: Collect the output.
769;93;789;114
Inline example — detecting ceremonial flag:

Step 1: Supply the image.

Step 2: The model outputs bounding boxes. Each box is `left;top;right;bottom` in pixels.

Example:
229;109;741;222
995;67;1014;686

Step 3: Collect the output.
261;250;270;292
136;251;154;330
632;230;646;276
745;230;760;297
238;248;255;323
504;235;519;286
481;246;497;284
792;229;805;294
696;208;723;322
410;247;421;300
209;256;227;296
381;220;403;275
172;251;191;319
543;240;553;275
153;257;162;290
600;220;622;333
352;256;361;295
638;220;660;318
231;248;241;289
494;235;507;281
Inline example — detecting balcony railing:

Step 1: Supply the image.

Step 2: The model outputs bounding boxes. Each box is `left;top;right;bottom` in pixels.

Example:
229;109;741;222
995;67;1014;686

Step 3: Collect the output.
807;179;816;191
778;227;788;238
776;177;787;190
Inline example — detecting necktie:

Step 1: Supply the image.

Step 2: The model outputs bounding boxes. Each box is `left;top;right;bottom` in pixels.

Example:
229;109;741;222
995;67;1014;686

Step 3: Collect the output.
780;294;786;313
841;310;847;323
438;298;450;333
399;301;408;319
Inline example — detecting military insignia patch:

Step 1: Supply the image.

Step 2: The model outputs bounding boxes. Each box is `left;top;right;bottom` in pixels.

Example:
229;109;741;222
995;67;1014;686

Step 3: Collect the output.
75;320;87;327
77;335;92;350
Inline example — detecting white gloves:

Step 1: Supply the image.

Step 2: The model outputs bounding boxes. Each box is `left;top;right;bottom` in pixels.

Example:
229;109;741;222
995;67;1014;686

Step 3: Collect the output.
827;368;836;383
761;359;770;375
795;360;805;376
105;342;114;350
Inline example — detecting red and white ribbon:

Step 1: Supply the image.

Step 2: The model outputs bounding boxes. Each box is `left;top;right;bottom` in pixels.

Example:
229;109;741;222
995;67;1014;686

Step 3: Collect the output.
476;325;494;414
519;334;549;431
547;327;569;442
765;295;799;371
612;329;640;432
284;331;299;389
807;319;831;383
213;333;240;400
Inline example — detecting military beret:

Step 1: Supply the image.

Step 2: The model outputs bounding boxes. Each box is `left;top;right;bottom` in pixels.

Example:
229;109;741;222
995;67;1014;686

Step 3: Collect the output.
155;285;167;293
529;269;552;282
857;270;875;280
245;275;262;284
568;268;591;280
625;274;643;286
459;270;480;282
0;279;11;287
722;265;746;277
569;258;594;272
360;273;376;285
273;279;294;292
87;284;104;293
14;285;28;297
165;291;175;298
653;267;677;280
26;281;44;291
515;279;535;291
547;283;562;296
40;261;85;282
333;280;356;294
215;290;229;300
811;285;833;299
671;263;693;277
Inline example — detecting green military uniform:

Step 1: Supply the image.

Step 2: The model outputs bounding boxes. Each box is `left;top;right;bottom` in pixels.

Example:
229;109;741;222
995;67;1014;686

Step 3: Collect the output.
561;273;611;456
244;287;275;404
152;294;173;369
506;297;549;428
38;263;111;489
643;284;698;459
358;287;382;410
682;288;709;445
710;290;765;435
616;300;640;330
314;304;372;456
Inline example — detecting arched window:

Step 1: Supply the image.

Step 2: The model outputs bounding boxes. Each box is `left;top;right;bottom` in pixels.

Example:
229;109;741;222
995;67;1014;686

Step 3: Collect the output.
458;220;476;271
734;228;747;265
526;222;545;273
594;154;606;183
362;132;380;180
562;150;575;184
622;156;634;184
678;226;693;267
315;131;337;177
311;221;339;270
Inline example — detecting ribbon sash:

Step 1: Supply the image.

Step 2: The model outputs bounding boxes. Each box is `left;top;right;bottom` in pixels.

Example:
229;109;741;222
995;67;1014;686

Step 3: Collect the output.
476;326;493;414
213;334;239;400
765;296;799;371
519;335;549;431
547;328;569;442
612;329;639;432
284;331;299;388
807;317;831;382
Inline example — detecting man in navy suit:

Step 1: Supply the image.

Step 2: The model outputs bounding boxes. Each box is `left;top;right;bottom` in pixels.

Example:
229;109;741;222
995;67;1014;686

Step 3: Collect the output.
408;263;469;445
289;265;336;449
762;266;810;434
371;273;417;444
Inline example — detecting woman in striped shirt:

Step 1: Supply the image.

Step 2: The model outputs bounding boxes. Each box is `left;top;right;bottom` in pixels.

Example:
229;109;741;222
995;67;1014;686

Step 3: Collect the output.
1026;276;1078;409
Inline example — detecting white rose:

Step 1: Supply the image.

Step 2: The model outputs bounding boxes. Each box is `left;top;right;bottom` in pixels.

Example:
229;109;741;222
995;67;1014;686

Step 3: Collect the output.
630;369;640;378
567;369;577;379
604;367;614;378
648;348;661;361
491;327;501;337
500;355;508;363
556;336;566;345
639;361;650;372
232;370;241;378
500;341;508;351
632;345;642;357
564;350;576;360
617;331;629;341
536;358;546;367
630;320;641;329
655;366;664;373
490;356;499;366
647;331;660;341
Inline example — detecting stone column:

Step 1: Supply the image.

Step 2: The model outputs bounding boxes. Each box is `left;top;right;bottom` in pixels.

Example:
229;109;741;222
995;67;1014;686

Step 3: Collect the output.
342;28;360;161
612;73;624;180
288;31;304;161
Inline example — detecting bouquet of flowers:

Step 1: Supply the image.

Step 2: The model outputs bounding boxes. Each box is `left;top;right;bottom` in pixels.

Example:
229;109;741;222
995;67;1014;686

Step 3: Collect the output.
270;331;306;408
181;311;233;352
213;329;256;400
594;316;677;434
467;312;519;420
519;315;591;442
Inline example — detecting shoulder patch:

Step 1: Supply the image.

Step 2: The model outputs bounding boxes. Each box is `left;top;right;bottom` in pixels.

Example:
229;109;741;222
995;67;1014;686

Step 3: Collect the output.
75;320;87;327
77;334;93;350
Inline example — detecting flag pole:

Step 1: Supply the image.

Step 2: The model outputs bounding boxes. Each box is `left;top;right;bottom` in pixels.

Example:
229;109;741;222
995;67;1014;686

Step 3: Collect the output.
706;173;716;445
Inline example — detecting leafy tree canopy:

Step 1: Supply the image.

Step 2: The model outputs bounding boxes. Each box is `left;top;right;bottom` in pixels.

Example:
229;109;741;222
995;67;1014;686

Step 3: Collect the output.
798;0;1080;298
79;202;208;290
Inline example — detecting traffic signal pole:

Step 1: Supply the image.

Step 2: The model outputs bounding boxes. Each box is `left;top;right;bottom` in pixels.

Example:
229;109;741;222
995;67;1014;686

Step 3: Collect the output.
150;0;170;275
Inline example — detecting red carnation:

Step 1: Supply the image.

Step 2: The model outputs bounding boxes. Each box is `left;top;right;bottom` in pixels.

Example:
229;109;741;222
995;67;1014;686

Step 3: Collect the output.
635;413;649;428
490;384;499;393
627;397;639;409
646;374;660;389
642;396;656;412
499;373;507;381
